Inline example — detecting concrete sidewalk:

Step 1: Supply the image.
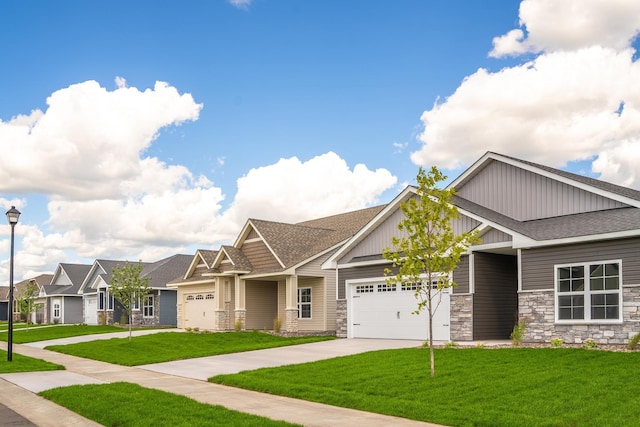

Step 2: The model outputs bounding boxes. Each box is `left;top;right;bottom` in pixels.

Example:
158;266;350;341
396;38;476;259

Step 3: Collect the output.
0;337;443;427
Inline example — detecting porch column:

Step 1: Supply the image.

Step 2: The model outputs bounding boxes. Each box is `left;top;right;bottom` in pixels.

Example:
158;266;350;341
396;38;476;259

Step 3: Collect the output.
214;278;227;331
285;275;299;333
234;276;246;330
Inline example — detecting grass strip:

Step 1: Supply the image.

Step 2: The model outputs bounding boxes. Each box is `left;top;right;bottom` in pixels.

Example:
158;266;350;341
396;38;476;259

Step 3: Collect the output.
210;347;640;427
46;331;334;365
0;350;64;373
40;382;299;426
0;324;126;343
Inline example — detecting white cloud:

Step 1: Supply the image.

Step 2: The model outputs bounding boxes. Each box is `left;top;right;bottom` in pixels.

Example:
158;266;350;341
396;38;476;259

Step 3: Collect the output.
490;0;640;57
413;1;640;190
221;152;397;226
228;0;252;10
0;80;202;199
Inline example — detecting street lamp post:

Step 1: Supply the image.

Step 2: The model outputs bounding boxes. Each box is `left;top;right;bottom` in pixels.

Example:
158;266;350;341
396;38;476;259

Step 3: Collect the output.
6;206;20;362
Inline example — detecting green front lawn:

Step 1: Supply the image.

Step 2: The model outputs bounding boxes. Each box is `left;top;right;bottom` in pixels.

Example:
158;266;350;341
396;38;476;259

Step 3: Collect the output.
40;382;299;426
210;347;640;427
0;350;64;373
46;331;335;365
0;324;125;343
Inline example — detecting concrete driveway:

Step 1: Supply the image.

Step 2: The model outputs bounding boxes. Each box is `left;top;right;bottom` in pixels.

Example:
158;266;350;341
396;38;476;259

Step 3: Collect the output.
140;338;424;380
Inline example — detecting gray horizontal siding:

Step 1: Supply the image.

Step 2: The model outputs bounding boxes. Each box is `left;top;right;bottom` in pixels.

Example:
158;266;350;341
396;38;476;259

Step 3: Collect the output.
457;160;626;221
337;263;392;299
521;237;640;291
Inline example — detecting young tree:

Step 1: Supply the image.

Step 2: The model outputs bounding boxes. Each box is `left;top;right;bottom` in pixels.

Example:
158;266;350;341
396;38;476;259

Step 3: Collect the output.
17;281;43;331
383;166;479;377
109;261;151;341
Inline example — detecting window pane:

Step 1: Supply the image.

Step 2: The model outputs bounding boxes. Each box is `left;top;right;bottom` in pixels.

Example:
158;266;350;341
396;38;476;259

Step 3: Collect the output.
606;293;619;305
590;264;604;277
558;279;571;292
573;307;584;319
558;295;572;307
606;306;619;319
571;266;584;278
559;308;572;320
590;277;604;291
572;279;584;292
605;263;619;276
591;294;604;305
558;267;570;280
605;277;619;290
591;306;605;319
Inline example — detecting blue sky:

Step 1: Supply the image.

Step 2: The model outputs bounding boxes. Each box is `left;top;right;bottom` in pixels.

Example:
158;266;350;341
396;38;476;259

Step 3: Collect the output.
1;0;639;279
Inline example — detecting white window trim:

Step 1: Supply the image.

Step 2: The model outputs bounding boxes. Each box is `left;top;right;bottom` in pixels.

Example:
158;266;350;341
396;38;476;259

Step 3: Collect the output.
143;295;154;319
554;259;623;324
53;302;61;319
298;287;312;320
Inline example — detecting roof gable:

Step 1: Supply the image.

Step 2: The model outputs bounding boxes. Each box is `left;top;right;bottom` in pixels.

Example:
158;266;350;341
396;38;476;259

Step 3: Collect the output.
452;154;630;221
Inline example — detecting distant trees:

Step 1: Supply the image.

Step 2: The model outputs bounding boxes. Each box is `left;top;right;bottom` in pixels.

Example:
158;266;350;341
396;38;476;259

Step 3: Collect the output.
383;166;479;377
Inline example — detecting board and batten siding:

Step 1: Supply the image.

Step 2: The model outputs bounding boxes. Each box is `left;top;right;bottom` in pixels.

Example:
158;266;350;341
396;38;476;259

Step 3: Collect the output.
338;208;406;264
245;280;277;330
521;237;640;291
480;228;513;245
456;159;627;221
472;252;518;340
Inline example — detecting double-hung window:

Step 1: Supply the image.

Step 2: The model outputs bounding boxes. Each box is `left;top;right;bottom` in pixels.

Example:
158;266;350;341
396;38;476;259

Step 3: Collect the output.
143;295;154;318
53;302;61;319
555;261;622;322
298;288;311;319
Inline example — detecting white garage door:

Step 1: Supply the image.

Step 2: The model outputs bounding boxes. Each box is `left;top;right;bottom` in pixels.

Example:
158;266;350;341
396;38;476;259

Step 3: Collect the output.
349;280;450;341
184;292;215;330
84;296;97;325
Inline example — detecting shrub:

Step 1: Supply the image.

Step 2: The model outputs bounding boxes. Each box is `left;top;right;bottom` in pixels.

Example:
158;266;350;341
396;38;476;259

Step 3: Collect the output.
510;321;528;346
193;327;200;332
626;332;640;350
234;318;243;332
273;317;282;333
444;341;458;348
185;327;192;332
583;338;597;349
551;337;563;348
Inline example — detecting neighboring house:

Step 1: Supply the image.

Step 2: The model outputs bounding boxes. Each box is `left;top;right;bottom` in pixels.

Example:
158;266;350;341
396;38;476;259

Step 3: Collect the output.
1;274;54;323
0;286;7;321
80;254;191;326
168;206;385;333
41;263;92;324
325;152;640;346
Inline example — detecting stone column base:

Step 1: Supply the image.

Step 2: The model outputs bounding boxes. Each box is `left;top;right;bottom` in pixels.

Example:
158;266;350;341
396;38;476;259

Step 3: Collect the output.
285;308;298;332
215;310;227;331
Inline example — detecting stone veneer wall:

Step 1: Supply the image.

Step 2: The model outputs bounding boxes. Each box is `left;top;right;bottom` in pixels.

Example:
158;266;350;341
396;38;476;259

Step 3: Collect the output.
519;286;640;345
336;299;347;338
450;294;473;341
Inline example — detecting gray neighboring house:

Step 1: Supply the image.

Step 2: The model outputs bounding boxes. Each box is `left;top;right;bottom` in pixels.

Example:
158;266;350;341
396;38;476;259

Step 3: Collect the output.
1;274;53;323
41;263;92;324
80;254;191;326
325;152;640;346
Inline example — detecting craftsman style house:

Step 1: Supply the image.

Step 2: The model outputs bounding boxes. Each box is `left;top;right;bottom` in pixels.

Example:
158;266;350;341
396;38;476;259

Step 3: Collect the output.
168;206;385;334
41;263;91;324
325;152;640;345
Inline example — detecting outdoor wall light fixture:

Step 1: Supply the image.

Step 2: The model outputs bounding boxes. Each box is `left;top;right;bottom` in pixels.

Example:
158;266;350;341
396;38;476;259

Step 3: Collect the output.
6;206;20;362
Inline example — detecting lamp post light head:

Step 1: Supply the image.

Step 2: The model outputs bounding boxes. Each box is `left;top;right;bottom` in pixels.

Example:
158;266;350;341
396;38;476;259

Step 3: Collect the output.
6;206;20;225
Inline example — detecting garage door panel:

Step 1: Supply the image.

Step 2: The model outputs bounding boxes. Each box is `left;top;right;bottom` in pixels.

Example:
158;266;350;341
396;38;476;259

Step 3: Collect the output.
184;292;215;330
350;282;449;341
